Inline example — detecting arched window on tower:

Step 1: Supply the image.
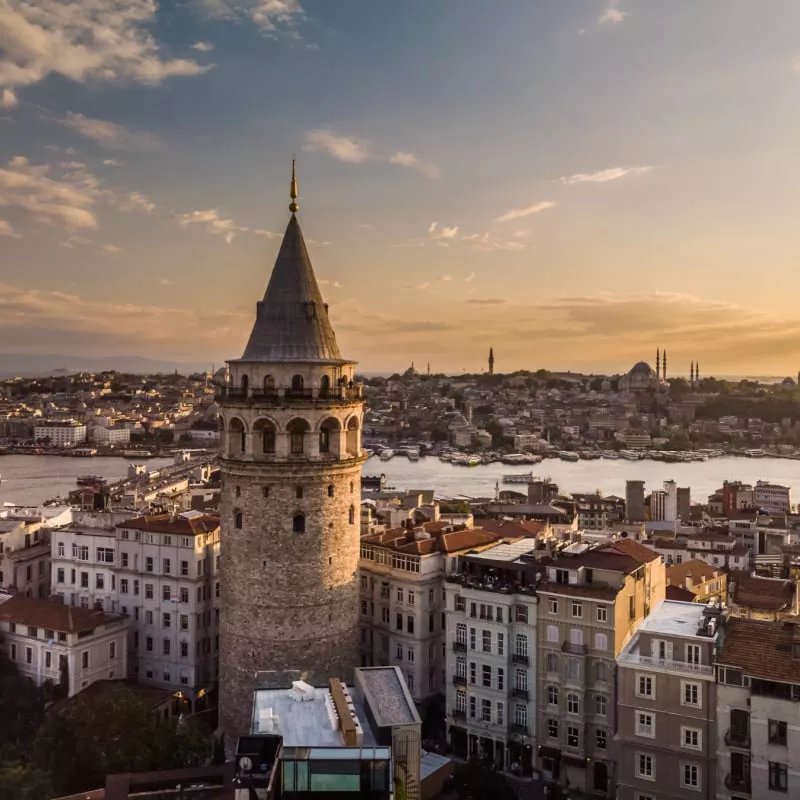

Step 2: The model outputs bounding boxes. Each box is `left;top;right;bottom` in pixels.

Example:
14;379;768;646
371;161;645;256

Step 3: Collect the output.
263;375;275;393
346;417;359;456
228;418;246;457
291;374;304;391
349;505;355;525
293;514;305;534
287;418;310;455
319;426;330;454
319;417;340;457
296;486;303;499
254;419;276;455
320;374;331;394
234;510;243;529
350;481;354;494
328;485;334;497
241;375;249;395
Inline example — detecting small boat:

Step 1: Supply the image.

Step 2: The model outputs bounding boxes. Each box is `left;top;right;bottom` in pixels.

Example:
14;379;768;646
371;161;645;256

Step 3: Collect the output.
379;449;395;461
77;474;106;486
558;451;579;462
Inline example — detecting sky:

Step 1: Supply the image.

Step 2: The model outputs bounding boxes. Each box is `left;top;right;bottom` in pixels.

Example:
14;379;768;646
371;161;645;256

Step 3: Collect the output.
3;0;800;376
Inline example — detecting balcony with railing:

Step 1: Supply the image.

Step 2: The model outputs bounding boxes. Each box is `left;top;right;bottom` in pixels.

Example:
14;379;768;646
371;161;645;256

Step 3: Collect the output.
452;674;467;687
451;709;466;722
452;641;467;653
617;651;713;677
511;723;529;735
215;385;364;404
725;773;751;794
445;571;539;597
561;641;588;656
725;729;751;749
512;653;529;666
512;687;529;700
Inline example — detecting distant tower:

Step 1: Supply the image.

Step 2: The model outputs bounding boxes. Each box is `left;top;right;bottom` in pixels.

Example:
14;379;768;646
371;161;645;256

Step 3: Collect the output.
488;347;495;375
663;350;668;381
427;361;430;376
690;361;694;386
656;349;661;380
696;362;700;385
218;162;365;741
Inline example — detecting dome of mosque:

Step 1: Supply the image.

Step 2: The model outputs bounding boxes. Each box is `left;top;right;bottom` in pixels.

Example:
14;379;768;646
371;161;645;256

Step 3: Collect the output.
630;361;656;377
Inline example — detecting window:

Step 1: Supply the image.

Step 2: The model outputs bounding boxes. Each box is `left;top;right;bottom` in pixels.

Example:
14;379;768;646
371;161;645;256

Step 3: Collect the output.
25;647;32;664
497;667;504;691
407;615;414;634
10;644;15;660
567;693;579;714
80;571;89;588
468;695;476;719
681;763;700;790
180;587;189;603
681;681;701;708
481;698;491;722
515;633;528;657
566;659;580;680
45;651;51;668
349;506;356;525
595;694;607;716
180;560;189;576
496;607;503;623
514;705;528;728
636;753;654;781
496;701;504;726
180;641;189;658
295;486;303;499
396;645;403;660
145;636;153;652
595;660;608;683
515;668;528;691
681;727;701;750
145;557;154;572
515;605;528;623
293;514;305;534
594;632;608;651
571;601;583;619
636;711;655;738
145;610;153;625
596;729;607;749
548;598;558;614
547;685;559;706
482;630;491;653
57;542;65;557
769;762;788;792
629;596;636;620
162;612;171;628
145;583;154;599
567;725;579;748
546;624;559;643
96;573;105;590
596;605;607;622
686;643;701;666
547;719;559;738
407;648;414;662
162;585;171;601
262;486;270;498
769;719;788;746
109;641;116;659
81;651;89;669
180;615;189;631
546;652;559;673
497;632;504;656
569;628;584;646
469;662;476;685
56;568;64;583
636;674;654;698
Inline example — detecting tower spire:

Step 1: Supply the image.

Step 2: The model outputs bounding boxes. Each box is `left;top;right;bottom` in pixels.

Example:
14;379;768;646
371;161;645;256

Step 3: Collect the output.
663;350;668;381
656;349;661;379
289;158;299;214
690;361;694;385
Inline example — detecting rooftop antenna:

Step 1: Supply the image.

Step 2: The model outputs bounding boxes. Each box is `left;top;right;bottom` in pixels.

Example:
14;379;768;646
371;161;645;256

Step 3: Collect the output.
289;158;299;214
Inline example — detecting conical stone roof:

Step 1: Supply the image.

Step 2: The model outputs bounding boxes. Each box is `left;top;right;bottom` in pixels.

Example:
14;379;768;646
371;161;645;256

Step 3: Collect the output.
241;215;343;362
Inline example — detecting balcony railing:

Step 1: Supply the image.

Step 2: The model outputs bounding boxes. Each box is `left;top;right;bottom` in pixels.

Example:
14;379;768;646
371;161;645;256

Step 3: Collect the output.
215;385;364;403
562;641;589;655
452;641;467;653
452;674;467;686
512;687;529;700
512;653;529;666
444;573;538;596
511;723;529;735
725;729;751;749
617;652;713;676
451;709;466;721
725;773;751;794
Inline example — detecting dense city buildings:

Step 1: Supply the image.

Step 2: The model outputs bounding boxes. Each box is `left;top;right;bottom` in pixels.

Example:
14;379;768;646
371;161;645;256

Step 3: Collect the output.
217;170;366;742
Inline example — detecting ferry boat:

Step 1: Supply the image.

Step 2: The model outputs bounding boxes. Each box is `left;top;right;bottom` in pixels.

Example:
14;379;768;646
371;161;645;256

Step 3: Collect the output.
378;449;395;461
745;449;767;458
76;474;106;486
558;451;580;462
503;472;536;484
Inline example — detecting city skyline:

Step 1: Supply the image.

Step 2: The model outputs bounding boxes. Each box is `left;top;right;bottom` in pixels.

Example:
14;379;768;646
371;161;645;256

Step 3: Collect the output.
3;0;800;374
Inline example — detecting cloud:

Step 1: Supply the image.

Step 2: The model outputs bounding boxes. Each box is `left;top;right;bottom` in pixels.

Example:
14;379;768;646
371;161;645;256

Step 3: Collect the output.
102;159;122;166
495;201;556;223
59;112;160;151
462;232;526;252
440;275;452;282
0;156;101;230
318;279;343;289
427;221;458;240
0;0;214;90
304;129;371;163
560;166;652;185
0;218;21;237
388;151;439;178
1;88;18;108
118;191;156;213
192;41;215;52
101;243;122;254
408;282;431;290
464;272;475;282
159;278;172;285
598;1;626;24
196;0;306;34
466;298;508;306
175;208;277;243
304;129;439;177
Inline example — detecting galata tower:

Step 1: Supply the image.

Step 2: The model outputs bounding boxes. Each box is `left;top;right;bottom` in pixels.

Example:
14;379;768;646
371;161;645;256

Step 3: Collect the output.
218;162;365;740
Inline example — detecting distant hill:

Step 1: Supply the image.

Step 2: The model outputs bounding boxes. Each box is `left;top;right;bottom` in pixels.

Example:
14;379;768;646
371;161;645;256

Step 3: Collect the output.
0;353;211;377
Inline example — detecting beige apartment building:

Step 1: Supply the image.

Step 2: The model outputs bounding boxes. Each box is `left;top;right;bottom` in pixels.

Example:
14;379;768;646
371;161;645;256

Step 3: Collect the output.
616;600;721;800
535;538;666;796
0;516;50;599
358;522;498;703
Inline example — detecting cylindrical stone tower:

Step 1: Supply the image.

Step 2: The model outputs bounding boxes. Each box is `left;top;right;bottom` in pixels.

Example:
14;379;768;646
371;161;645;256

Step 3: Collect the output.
217;164;365;741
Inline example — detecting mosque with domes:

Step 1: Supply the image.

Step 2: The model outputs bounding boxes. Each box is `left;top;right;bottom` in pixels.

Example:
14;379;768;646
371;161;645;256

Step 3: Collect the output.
618;349;669;392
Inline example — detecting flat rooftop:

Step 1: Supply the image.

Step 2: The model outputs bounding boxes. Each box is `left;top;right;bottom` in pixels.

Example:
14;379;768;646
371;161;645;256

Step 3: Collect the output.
634;599;717;639
356;667;420;728
468;538;539;563
251;687;377;748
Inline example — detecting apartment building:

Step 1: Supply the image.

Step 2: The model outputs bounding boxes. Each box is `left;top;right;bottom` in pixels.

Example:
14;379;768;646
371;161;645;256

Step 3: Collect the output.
666;560;727;604
50;511;220;709
0;516;50;598
646;533;750;573
727;572;797;621
33;421;87;446
444;538;541;775
535;538;666;796
754;481;791;516
716;617;800;798
616;600;721;800
358;522;498;703
0;592;129;696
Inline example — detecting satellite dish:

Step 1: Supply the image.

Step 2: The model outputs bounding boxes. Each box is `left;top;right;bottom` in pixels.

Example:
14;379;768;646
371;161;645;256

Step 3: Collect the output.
238;756;253;772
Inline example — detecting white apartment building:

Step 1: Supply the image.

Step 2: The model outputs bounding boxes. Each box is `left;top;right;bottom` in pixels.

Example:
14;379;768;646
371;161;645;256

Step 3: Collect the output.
49;511;220;710
444;539;540;776
358;524;498;703
0;592;129;696
90;426;131;445
754;481;792;516
0;516;50;599
33;421;87;446
716;617;800;798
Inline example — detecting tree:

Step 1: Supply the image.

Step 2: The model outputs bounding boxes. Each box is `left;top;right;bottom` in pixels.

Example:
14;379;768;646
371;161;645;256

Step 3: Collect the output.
34;688;211;796
0;762;52;800
0;640;47;756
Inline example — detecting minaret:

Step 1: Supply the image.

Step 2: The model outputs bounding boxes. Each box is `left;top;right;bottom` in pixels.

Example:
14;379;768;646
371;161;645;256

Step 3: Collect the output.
696;362;699;385
690;361;694;386
663;350;668;381
218;162;365;741
488;347;495;375
656;349;661;380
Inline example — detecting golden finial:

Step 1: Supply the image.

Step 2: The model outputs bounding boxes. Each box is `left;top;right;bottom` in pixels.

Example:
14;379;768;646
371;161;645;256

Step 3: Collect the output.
289;158;299;214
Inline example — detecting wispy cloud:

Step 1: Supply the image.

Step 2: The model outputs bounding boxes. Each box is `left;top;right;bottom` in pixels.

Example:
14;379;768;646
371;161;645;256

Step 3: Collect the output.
196;0;307;34
0;88;17;109
304;129;439;177
428;221;459;240
101;243;122;255
495;201;556;224
174;208;278;244
462;232;526;252
102;159;122;167
0;218;21;238
318;279;343;288
466;298;508;306
560;166;652;185
599;1;626;24
59;112;161;152
464;272;475;283
440;275;452;282
0;0;213;91
192;41;215;52
117;191;156;213
408;281;431;291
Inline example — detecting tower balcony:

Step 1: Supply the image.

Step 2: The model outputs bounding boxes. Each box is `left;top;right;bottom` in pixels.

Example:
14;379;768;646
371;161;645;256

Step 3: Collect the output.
216;385;364;405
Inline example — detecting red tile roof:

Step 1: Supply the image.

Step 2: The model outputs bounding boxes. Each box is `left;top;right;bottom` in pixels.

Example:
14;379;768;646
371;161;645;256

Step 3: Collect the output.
118;513;219;536
479;519;545;538
599;538;660;564
718;617;800;683
666;585;697;602
730;572;794;612
536;581;618;601
0;595;123;634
